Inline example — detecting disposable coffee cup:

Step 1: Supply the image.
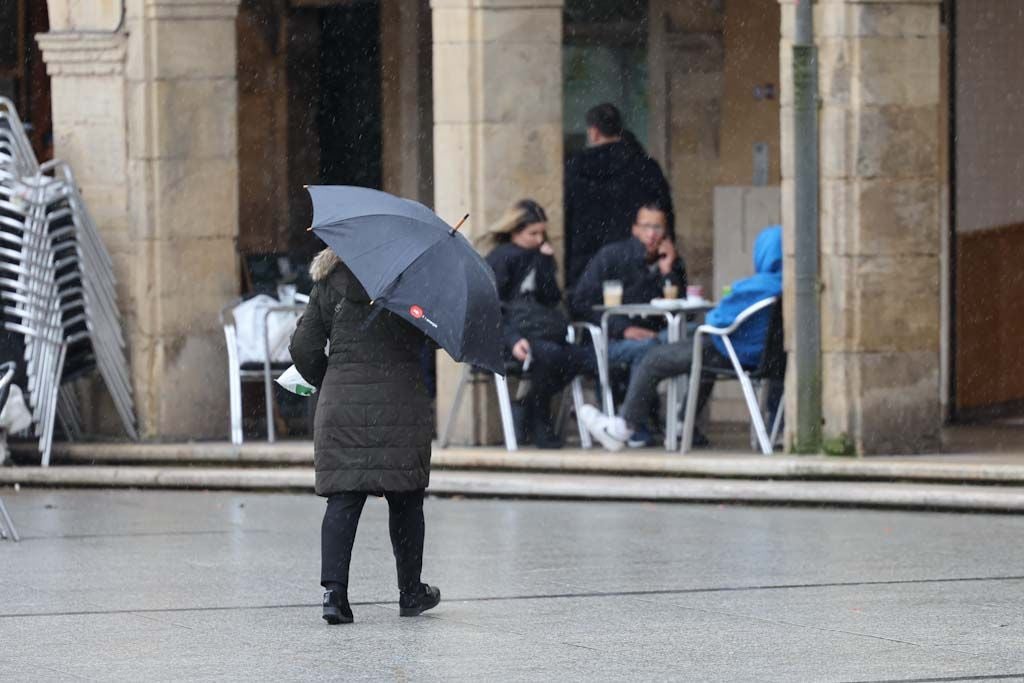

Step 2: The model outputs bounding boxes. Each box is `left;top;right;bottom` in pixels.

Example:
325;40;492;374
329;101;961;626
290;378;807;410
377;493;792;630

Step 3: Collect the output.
603;280;623;307
686;285;704;302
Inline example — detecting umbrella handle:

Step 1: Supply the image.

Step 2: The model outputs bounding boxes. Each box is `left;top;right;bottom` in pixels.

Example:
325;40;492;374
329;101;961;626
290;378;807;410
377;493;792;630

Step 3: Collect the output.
449;213;469;235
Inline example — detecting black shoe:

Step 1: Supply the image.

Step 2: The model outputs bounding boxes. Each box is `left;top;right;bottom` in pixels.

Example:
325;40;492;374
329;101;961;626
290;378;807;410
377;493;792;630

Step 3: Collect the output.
533;428;563;449
399;583;441;617
530;410;562;449
322;589;353;625
511;401;532;445
692;427;711;449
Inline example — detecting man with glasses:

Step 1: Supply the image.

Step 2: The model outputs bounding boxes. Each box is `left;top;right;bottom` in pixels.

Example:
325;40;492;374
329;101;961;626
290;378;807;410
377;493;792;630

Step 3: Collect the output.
569;200;687;446
564;103;674;288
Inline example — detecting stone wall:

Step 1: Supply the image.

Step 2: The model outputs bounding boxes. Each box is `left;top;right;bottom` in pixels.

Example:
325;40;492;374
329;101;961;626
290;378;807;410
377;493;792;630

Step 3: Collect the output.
41;0;241;439
780;0;943;454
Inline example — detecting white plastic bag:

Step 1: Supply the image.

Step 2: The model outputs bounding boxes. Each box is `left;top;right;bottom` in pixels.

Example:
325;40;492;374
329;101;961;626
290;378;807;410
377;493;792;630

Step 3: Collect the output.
0;384;33;433
276;364;316;396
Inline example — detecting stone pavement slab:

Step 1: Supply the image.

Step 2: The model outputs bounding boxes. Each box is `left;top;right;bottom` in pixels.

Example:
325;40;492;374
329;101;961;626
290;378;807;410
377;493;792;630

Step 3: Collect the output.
2;489;1024;681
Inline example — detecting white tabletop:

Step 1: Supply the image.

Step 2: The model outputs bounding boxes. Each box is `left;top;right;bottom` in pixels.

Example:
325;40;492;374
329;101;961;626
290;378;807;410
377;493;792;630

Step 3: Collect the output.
593;298;714;314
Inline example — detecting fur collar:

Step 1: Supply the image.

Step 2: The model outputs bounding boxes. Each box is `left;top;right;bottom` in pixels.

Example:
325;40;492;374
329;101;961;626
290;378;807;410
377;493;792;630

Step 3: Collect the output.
310;248;340;282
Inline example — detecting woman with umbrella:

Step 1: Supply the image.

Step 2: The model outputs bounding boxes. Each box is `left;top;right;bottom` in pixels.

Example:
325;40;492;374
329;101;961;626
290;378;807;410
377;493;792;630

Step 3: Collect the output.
484;199;596;448
292;186;506;625
289;245;441;625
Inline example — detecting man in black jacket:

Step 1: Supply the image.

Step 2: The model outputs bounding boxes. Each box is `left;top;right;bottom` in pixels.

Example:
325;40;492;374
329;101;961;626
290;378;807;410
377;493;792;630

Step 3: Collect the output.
570;202;687;432
564;103;674;288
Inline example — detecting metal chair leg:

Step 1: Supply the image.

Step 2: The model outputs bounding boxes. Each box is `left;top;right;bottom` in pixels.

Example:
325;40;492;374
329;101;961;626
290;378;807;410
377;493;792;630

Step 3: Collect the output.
770;397;784;447
493;372;518;452
0;496;19;542
571;375;593;449
439;364;471;448
264;358;276;444
680;334;705;454
228;362;243;446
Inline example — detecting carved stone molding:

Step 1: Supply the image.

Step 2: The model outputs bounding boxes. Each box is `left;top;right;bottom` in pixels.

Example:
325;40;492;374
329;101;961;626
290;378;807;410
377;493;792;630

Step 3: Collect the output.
36;32;128;77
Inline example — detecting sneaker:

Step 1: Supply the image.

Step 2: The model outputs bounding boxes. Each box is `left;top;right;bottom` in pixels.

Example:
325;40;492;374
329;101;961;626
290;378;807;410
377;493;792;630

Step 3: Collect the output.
578;404;630;452
627;426;658;448
399;583;441;617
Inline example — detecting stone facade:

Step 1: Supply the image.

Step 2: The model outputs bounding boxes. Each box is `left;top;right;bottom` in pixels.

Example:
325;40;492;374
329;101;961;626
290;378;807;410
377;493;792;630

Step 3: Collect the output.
34;0;950;453
780;0;943;454
40;0;241;439
431;0;564;444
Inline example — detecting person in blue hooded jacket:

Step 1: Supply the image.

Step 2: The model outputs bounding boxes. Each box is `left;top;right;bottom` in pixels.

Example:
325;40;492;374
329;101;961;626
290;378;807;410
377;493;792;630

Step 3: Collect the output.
579;225;782;451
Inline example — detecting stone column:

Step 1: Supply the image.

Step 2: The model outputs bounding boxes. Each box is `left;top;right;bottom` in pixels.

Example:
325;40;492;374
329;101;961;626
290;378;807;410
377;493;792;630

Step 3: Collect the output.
431;0;564;444
40;0;241;439
37;7;134;434
382;0;430;203
780;0;943;454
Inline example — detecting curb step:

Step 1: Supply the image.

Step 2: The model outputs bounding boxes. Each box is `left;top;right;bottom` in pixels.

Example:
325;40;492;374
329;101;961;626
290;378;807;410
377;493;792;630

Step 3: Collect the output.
13;441;1024;486
4;465;1024;512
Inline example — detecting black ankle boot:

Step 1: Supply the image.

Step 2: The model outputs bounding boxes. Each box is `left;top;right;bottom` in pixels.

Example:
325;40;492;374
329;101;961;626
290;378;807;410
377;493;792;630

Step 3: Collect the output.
399;583;441;617
511;401;532;445
322;588;353;624
530;408;562;449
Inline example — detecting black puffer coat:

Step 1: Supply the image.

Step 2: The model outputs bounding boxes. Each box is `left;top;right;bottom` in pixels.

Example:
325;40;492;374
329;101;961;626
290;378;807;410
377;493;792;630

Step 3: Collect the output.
485;243;567;350
564;139;674;287
289;248;433;495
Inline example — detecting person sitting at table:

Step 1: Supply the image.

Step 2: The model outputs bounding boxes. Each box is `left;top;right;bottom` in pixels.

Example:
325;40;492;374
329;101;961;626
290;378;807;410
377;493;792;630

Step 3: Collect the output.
577;225;782;451
485;199;597;449
569;199;687;445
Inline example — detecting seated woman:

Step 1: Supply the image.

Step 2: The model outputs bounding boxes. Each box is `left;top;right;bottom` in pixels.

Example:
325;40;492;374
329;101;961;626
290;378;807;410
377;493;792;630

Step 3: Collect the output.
484;199;596;449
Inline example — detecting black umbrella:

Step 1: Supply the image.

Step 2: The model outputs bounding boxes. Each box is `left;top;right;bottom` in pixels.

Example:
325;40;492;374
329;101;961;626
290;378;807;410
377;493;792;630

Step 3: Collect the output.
306;185;505;375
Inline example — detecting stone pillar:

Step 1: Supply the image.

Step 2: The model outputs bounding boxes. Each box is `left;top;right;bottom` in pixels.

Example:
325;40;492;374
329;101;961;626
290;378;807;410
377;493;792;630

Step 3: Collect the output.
431;0;564;444
40;0;241;439
37;7;134;435
382;0;431;203
780;0;943;454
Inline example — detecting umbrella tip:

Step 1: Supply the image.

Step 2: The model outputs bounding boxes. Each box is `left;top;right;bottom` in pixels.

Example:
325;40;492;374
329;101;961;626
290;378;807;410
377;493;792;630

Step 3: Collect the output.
449;213;470;235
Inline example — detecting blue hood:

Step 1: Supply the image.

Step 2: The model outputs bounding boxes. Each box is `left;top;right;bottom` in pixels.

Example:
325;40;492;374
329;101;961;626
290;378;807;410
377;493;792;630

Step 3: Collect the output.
753;225;782;275
705;225;783;368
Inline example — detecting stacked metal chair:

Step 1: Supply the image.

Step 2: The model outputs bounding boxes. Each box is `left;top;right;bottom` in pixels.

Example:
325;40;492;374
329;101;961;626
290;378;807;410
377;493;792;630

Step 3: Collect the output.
0;97;137;465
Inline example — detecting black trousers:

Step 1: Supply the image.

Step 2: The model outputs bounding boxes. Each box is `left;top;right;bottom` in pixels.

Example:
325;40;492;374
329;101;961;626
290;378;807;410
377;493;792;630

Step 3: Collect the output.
320;490;425;593
522;338;597;412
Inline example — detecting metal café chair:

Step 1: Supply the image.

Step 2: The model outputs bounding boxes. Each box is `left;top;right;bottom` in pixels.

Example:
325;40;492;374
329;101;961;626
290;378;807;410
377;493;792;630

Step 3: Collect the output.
680;297;785;456
0;112;138;458
221;298;307;445
438;322;611;452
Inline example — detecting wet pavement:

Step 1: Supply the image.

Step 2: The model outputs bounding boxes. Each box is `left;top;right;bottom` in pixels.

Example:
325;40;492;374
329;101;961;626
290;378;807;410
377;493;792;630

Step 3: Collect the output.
2;488;1024;681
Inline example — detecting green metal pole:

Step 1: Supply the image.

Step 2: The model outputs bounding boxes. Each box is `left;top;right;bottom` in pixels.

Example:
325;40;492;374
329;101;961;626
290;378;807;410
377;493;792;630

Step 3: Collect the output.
792;0;822;452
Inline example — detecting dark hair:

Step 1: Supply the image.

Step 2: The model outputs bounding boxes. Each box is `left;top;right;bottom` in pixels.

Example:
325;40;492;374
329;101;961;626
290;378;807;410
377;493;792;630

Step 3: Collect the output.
635;198;669;222
585;103;623;138
492;199;548;243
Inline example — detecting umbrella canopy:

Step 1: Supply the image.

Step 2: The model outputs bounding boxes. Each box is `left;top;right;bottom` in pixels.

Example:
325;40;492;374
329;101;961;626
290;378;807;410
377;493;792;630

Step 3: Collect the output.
306;185;505;375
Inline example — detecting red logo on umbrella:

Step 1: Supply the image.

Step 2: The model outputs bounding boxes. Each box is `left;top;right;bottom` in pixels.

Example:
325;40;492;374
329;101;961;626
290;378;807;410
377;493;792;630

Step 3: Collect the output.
409;305;424;319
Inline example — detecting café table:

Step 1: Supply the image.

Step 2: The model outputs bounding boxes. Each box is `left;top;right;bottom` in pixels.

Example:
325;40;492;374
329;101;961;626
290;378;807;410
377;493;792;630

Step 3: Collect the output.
594;298;714;450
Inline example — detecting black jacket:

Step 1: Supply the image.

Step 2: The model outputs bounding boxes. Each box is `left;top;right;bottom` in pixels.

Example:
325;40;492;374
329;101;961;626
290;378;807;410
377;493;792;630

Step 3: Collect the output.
569;237;687;339
486;243;567;349
564;140;674;287
289;249;433;495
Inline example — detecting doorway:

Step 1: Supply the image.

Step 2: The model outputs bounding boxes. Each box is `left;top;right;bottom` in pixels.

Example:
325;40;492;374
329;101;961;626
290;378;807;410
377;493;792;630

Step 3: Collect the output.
236;0;383;259
950;0;1024;423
